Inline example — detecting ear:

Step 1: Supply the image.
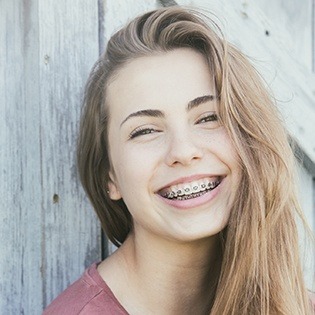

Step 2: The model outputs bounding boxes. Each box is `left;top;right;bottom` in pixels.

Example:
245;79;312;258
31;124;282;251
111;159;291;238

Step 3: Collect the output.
107;171;122;200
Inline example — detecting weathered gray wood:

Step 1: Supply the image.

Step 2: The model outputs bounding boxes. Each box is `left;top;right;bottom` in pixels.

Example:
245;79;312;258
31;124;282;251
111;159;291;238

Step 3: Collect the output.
298;165;315;289
0;0;101;313
38;0;101;309
0;1;44;313
253;0;314;71
101;0;159;51
313;1;315;71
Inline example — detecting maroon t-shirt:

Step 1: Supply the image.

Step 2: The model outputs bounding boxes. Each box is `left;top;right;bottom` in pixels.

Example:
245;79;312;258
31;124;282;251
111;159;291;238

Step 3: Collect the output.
43;263;128;315
43;263;315;314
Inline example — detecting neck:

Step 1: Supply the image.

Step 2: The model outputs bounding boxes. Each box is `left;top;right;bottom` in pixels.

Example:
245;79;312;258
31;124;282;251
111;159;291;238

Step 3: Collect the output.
107;230;222;315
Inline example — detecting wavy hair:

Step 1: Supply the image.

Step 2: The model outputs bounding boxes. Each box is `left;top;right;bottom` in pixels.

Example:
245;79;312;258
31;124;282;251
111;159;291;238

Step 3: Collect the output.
77;6;313;314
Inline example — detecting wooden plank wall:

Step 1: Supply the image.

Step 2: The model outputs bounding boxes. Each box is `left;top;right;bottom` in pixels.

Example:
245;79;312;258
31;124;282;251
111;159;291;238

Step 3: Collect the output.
254;0;314;71
0;0;101;313
1;0;314;313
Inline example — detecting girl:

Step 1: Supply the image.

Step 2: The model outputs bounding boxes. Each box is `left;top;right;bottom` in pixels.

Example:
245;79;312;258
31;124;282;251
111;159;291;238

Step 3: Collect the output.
44;6;314;314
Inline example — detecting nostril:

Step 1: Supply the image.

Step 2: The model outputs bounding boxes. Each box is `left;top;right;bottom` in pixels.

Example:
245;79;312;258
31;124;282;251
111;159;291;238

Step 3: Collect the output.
167;151;202;167
165;134;203;166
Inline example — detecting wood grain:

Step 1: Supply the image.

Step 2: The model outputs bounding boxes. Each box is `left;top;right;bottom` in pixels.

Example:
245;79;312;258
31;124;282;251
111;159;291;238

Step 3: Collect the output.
38;0;101;309
0;0;101;313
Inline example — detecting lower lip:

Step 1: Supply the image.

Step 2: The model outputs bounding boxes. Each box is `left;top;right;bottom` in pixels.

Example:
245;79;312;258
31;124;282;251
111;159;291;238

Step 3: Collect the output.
156;179;224;210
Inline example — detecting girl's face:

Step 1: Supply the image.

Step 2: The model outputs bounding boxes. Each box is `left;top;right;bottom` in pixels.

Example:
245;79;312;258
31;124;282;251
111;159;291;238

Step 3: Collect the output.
107;48;241;243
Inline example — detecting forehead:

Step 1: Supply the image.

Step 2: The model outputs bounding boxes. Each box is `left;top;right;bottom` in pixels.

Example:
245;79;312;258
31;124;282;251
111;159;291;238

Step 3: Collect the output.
106;48;215;119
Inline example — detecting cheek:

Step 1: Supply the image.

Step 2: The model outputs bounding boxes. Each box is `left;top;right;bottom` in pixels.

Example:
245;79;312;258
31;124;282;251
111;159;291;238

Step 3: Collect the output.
220;130;239;159
205;129;240;168
113;146;160;195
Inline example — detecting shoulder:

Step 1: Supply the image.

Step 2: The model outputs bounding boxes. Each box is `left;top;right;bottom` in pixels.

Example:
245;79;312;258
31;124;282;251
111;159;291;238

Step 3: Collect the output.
43;263;128;315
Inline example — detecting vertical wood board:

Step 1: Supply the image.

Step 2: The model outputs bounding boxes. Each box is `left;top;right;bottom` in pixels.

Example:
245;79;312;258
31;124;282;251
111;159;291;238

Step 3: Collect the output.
0;0;102;313
100;0;159;52
298;165;315;289
0;1;43;313
249;0;314;71
38;0;101;308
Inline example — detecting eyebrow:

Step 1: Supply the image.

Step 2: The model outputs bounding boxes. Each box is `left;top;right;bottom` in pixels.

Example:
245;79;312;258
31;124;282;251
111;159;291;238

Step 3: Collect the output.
120;94;215;127
187;94;215;110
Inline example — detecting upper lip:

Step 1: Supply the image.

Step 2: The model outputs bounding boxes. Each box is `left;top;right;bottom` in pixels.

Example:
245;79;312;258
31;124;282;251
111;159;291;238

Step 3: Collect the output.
156;174;225;192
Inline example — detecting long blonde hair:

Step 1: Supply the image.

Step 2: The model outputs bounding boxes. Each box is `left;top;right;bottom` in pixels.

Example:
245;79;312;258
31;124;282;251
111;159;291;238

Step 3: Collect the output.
77;6;313;314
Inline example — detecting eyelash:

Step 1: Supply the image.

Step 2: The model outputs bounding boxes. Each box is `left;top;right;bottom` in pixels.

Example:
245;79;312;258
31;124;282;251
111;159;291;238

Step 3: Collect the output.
129;127;159;139
129;113;218;139
196;113;218;124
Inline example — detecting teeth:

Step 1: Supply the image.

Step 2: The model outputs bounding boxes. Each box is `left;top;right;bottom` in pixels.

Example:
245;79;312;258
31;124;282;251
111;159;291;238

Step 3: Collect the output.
183;184;191;195
168;192;175;198
191;181;200;193
200;183;207;191
161;177;221;200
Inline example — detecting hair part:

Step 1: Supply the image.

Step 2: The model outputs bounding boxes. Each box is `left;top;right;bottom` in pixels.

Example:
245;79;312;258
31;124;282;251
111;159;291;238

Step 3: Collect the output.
77;6;313;314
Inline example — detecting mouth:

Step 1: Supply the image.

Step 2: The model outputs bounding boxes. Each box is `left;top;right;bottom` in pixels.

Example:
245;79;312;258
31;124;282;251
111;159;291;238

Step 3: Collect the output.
157;176;223;201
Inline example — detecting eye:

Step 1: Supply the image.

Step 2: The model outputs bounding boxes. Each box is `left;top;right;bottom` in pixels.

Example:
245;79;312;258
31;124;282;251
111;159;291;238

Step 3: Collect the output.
195;112;218;124
129;127;161;139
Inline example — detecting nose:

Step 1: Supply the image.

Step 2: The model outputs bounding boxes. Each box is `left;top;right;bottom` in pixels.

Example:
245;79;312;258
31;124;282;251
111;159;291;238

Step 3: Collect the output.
165;129;203;167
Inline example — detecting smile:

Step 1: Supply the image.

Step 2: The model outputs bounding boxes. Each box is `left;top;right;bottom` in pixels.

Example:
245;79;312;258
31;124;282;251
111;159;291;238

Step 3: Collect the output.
158;176;223;201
